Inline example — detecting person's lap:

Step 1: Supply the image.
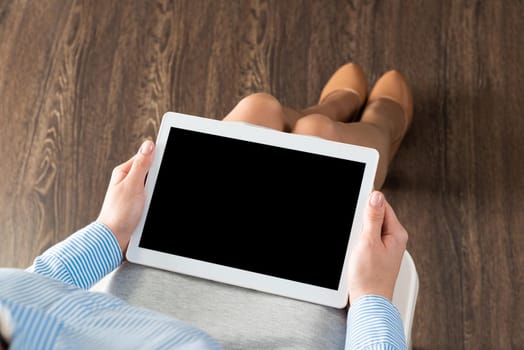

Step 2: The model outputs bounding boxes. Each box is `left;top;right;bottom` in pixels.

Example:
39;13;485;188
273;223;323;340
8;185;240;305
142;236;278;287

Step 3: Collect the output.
103;262;347;350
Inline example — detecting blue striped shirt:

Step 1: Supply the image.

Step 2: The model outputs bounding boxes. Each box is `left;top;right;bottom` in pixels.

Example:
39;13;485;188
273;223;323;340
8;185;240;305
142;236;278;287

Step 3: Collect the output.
0;222;406;349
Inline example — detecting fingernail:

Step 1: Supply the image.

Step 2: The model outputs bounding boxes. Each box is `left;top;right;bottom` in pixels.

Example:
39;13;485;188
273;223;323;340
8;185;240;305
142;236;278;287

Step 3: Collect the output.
369;191;384;208
140;140;154;154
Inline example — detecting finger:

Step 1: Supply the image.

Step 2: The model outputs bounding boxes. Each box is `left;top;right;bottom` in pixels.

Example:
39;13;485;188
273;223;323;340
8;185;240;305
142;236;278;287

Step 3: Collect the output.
361;191;386;242
127;140;155;188
110;156;136;185
382;200;408;249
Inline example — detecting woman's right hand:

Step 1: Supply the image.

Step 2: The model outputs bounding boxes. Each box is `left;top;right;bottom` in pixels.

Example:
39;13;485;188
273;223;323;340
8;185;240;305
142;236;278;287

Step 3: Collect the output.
348;191;408;304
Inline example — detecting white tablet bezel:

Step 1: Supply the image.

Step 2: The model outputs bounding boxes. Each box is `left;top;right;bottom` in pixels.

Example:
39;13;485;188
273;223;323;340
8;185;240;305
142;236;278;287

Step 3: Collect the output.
126;111;378;308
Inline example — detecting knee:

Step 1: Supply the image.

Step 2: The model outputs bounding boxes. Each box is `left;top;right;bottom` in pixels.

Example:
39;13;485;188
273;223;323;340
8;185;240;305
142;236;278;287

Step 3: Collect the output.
231;93;285;130
292;114;337;140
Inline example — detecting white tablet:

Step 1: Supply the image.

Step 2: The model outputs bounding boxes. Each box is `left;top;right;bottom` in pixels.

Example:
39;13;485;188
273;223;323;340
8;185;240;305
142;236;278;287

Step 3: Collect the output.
126;111;378;308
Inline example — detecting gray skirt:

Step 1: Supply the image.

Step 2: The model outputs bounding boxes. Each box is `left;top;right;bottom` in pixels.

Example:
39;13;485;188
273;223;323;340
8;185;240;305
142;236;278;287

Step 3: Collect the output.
99;262;347;350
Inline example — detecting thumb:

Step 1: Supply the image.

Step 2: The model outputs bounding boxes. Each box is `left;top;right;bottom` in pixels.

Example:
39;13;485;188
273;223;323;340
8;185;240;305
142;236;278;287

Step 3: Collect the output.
127;140;155;187
361;191;386;241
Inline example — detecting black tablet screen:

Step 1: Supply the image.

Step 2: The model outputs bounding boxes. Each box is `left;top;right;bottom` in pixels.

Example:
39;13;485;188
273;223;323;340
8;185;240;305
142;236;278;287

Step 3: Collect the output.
139;126;365;290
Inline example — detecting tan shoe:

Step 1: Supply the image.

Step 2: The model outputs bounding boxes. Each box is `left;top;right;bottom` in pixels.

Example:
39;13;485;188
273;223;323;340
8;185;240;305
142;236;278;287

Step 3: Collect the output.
319;63;368;109
366;70;413;160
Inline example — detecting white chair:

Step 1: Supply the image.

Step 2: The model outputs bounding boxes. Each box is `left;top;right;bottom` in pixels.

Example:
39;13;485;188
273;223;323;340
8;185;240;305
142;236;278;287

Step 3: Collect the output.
392;251;419;349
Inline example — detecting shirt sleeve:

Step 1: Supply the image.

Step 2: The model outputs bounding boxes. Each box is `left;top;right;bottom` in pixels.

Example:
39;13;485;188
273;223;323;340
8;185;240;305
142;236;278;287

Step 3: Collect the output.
26;222;123;289
346;295;407;350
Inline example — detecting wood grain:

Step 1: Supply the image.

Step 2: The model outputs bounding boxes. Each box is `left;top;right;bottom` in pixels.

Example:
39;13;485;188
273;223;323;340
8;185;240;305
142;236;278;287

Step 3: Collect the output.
1;1;523;348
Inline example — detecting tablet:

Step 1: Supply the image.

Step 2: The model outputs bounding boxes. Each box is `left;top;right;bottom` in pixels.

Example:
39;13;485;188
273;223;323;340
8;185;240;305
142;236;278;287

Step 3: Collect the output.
126;111;378;308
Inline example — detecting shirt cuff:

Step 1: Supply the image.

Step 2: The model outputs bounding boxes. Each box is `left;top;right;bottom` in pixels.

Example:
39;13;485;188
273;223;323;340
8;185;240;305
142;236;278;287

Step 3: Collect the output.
346;295;406;350
28;222;123;289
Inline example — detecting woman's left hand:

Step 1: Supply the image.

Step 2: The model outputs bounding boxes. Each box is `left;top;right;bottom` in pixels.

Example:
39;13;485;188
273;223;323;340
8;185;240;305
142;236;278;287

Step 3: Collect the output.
97;140;155;254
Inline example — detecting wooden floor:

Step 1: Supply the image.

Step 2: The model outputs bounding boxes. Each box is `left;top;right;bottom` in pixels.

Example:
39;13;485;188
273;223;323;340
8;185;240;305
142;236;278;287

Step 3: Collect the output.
1;1;523;348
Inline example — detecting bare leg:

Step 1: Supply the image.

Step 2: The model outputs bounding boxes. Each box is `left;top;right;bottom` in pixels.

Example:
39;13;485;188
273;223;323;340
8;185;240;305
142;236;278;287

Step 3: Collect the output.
223;64;367;130
293;69;412;189
292;98;406;189
223;67;412;189
223;65;366;129
222;90;397;188
300;90;362;123
223;90;361;131
223;93;294;131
